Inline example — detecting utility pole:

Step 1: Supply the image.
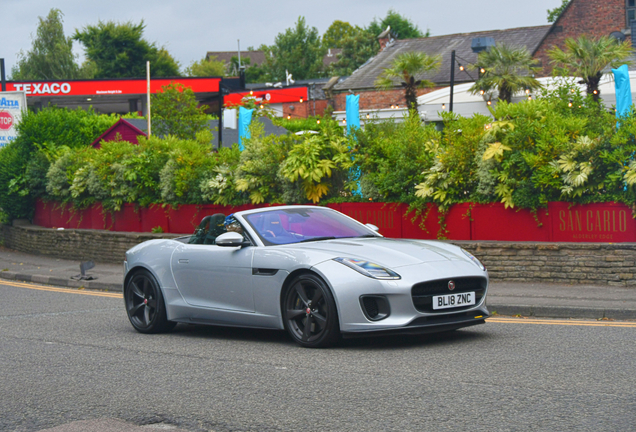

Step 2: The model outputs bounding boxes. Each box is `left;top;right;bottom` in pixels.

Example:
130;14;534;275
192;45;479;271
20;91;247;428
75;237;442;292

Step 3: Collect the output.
1;59;6;92
237;39;242;71
217;88;223;150
449;50;456;113
146;61;151;136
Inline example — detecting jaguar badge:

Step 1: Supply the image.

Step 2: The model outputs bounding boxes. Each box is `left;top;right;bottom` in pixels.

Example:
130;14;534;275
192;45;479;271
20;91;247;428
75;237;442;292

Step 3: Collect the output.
448;280;456;291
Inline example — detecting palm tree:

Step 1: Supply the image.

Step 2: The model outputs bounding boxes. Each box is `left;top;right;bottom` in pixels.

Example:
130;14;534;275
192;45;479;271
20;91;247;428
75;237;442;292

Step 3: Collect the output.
375;51;441;111
548;35;633;102
470;43;543;103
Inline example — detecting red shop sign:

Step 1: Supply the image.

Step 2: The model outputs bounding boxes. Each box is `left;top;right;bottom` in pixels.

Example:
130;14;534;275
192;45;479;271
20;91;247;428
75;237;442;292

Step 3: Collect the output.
7;77;221;97
224;87;308;106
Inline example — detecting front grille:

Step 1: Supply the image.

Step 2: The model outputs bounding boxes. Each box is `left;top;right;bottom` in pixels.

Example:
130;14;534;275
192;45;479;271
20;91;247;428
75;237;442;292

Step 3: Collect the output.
411;277;487;313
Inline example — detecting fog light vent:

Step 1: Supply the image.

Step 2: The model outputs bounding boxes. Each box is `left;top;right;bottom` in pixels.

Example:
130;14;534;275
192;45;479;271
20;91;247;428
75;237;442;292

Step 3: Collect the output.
360;295;390;321
363;297;379;318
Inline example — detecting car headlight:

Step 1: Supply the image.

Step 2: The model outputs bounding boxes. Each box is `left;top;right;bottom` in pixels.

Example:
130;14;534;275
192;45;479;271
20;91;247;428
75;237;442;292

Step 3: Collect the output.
461;248;486;271
333;257;400;280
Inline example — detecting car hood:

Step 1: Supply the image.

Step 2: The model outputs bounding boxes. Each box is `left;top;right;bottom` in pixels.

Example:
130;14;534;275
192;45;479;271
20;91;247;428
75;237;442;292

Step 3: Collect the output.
284;237;466;268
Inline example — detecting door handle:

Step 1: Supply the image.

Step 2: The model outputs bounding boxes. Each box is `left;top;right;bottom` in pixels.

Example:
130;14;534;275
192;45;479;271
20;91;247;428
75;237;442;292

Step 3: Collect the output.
178;259;189;264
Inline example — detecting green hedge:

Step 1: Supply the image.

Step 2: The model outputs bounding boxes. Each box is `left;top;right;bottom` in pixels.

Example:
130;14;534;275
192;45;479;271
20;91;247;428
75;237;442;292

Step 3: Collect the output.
2;82;636;223
0;107;118;222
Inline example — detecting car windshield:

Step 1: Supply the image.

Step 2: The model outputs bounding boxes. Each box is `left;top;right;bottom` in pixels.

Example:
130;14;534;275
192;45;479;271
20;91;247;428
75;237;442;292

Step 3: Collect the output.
243;208;376;245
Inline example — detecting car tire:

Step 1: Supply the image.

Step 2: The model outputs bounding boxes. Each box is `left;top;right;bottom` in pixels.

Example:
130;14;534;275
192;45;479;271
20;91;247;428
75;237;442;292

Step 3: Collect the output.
124;269;176;334
282;273;340;348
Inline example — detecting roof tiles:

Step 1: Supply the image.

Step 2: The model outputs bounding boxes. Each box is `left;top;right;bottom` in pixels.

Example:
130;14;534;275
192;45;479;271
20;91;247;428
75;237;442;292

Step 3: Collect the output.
334;26;551;91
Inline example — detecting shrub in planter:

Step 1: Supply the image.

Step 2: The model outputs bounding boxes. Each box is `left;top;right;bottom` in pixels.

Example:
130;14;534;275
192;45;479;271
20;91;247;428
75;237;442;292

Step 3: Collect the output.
233;121;297;204
354;112;438;203
414;111;491;210
0;143;34;222
475;83;636;209
199;145;246;206
279;117;354;203
0;107;117;221
159;132;219;205
46;147;96;203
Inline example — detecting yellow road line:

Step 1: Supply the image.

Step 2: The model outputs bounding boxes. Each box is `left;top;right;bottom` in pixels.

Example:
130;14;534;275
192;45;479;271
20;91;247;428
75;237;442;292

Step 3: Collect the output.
0;279;122;298
488;317;636;328
1;279;635;327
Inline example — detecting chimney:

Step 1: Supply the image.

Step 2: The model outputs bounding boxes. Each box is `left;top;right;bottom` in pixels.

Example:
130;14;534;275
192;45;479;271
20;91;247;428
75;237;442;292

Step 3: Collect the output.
378;26;392;51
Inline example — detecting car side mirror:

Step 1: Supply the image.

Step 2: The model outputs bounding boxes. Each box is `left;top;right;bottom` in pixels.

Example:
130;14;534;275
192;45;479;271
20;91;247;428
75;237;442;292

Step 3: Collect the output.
215;232;249;247
365;223;379;232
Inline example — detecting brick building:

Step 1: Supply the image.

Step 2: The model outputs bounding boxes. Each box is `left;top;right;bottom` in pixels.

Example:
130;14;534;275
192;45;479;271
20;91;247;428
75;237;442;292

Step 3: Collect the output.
331;0;635;112
331;26;550;111
533;0;629;74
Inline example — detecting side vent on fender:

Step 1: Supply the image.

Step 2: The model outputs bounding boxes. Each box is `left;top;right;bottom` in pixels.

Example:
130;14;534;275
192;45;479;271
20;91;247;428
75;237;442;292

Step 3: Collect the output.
252;268;279;276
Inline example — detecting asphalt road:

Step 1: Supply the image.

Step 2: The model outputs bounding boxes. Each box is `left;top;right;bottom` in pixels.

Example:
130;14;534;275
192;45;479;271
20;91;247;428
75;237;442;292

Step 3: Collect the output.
1;280;635;432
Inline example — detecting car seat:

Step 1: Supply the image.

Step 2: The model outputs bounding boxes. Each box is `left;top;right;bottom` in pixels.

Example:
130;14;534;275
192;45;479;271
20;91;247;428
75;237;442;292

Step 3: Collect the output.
262;213;295;242
188;214;226;244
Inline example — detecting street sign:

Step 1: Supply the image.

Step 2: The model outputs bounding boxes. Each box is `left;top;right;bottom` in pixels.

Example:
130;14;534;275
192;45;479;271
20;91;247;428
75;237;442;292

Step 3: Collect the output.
0;111;13;129
0;91;27;148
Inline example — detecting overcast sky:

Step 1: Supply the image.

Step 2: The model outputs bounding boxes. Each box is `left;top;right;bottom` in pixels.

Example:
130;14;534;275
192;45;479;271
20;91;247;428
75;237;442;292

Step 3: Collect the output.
3;0;564;76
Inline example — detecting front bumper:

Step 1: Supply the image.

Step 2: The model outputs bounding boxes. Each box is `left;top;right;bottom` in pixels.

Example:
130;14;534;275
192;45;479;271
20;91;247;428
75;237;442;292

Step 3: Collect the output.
311;259;489;334
341;312;488;338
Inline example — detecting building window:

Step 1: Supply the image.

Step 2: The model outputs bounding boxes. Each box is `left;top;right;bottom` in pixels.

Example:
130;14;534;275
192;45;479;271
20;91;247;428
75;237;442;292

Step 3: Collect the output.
628;0;636;26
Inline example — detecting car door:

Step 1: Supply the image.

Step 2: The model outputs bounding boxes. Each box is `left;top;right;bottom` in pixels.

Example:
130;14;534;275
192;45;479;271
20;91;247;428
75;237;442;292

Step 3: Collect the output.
171;243;255;312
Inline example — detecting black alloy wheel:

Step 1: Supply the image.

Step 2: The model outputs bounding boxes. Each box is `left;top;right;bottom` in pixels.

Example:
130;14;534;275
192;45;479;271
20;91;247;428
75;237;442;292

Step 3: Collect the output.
125;269;175;334
283;273;339;348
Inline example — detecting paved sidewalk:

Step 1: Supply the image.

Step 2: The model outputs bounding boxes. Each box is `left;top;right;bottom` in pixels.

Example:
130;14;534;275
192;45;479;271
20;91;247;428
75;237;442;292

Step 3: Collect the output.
1;246;635;320
0;247;122;291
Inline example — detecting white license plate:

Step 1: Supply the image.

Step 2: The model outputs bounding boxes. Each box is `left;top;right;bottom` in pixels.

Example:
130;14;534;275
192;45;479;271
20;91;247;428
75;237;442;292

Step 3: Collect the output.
433;292;476;310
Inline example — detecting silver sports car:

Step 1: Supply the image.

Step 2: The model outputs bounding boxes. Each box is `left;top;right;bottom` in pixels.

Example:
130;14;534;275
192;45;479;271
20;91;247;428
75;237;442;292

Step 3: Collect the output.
124;205;489;347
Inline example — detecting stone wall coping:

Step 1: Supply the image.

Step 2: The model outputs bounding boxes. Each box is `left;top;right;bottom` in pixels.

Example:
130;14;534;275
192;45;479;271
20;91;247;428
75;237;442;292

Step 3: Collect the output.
451;240;636;250
10;221;183;240
12;221;636;249
4;222;636;286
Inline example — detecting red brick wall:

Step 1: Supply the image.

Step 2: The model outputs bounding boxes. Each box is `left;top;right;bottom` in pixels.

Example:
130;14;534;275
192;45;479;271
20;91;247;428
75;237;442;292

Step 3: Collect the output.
534;0;626;76
332;87;440;111
282;100;330;118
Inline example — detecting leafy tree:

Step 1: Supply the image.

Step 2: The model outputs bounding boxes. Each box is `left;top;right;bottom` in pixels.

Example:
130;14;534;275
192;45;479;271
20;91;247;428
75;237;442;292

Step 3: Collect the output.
260;17;325;81
375;51;441;110
329;11;429;77
368;9;428;40
548;35;633;101
329;27;379;76
470;43;543;103
245;63;269;83
151;83;208;139
322;20;357;48
184;55;226;77
547;0;569;23
224;55;267;82
11;9;90;80
227;55;247;76
73;20;180;78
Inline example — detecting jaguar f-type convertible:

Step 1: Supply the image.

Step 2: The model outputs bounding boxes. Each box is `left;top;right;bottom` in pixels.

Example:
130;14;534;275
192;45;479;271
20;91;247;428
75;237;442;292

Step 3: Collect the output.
124;205;489;347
